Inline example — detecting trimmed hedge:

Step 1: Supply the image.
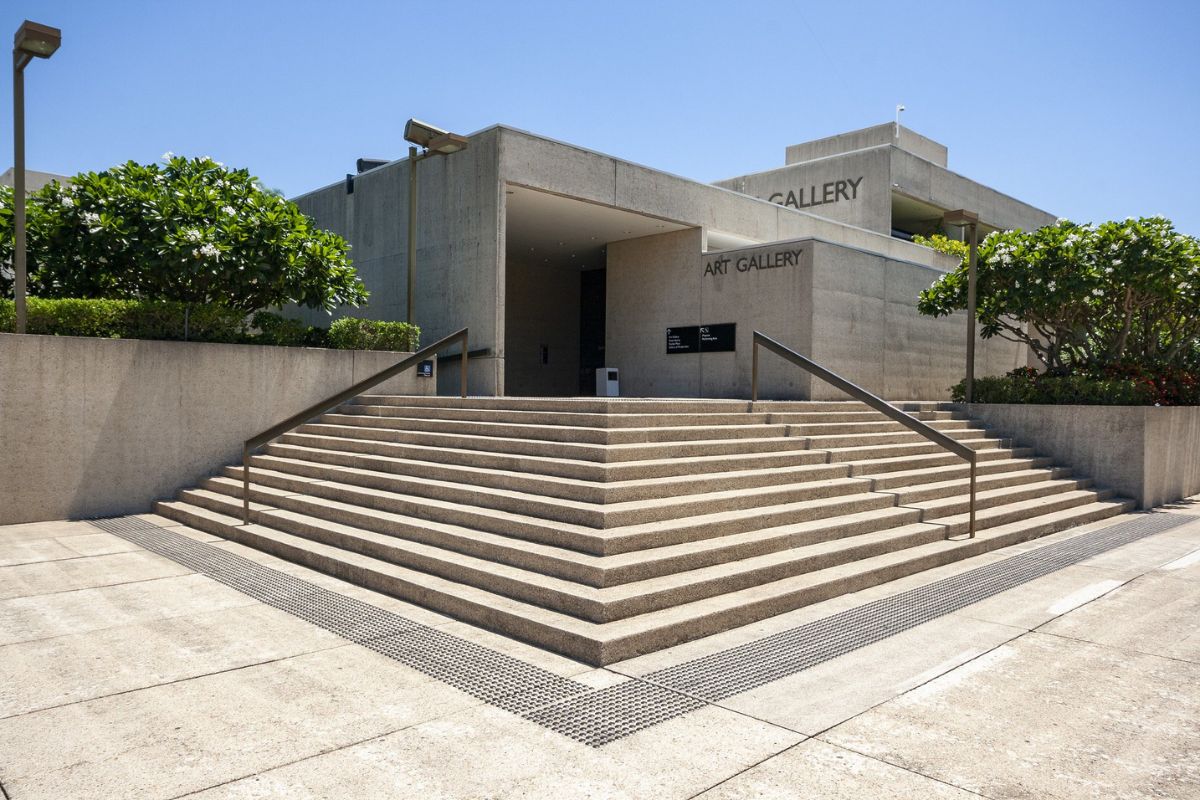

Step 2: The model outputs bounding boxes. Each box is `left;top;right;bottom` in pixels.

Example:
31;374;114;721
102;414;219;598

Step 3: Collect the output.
0;298;417;352
327;317;420;352
951;366;1200;406
0;298;246;342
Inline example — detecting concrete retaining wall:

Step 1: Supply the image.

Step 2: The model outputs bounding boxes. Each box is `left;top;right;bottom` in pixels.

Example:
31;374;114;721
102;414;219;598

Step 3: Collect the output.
0;333;436;525
958;403;1200;509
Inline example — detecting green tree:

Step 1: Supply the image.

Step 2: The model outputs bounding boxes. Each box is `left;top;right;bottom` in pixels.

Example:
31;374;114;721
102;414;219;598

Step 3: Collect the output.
916;217;1200;372
0;155;368;312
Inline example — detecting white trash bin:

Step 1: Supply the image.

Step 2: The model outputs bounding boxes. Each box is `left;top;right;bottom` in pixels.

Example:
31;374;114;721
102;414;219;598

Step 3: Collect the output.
595;368;619;397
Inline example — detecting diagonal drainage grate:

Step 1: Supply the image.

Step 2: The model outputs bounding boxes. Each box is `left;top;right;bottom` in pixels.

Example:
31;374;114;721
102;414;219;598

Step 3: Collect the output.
91;512;1195;746
641;512;1194;702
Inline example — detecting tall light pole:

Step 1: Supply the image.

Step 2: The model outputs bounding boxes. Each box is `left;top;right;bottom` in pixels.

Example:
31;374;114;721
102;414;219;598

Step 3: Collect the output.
11;20;61;335
401;119;468;326
945;209;980;404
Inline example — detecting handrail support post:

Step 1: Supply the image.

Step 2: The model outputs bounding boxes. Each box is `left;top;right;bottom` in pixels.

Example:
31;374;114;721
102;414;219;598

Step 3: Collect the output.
969;457;977;539
460;330;468;398
242;443;250;526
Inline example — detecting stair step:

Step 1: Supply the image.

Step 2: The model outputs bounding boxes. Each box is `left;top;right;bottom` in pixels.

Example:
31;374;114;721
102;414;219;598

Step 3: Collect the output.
153;495;1132;665
152;396;1137;666
259;443;852;503
862;457;1055;488
226;458;875;529
298;422;815;462
320;412;792;445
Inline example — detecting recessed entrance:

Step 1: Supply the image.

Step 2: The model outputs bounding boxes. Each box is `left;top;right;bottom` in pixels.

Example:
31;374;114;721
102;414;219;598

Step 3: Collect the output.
502;184;688;396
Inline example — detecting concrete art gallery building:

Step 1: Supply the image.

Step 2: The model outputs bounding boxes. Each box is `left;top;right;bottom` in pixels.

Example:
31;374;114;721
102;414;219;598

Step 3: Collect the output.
291;123;1055;399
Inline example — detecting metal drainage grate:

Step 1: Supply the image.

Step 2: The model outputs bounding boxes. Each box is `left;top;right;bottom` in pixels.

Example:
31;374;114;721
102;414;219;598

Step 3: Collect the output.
88;518;591;713
642;512;1193;703
91;512;1195;747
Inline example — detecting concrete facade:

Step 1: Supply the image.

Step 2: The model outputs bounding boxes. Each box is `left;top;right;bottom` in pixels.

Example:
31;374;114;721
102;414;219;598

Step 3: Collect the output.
714;124;1056;238
957;403;1200;508
292;123;1054;400
0;334;435;524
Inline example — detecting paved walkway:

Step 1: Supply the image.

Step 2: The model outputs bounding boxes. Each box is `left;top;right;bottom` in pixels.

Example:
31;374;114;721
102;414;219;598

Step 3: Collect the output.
0;502;1198;799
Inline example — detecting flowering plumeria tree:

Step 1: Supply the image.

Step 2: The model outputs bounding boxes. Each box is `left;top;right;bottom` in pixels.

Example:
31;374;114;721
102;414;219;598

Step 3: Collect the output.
917;217;1200;372
0;155;367;312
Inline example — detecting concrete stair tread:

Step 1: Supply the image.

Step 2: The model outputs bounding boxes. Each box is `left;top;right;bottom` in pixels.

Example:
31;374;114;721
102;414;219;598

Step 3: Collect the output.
344;404;780;429
320;412;792;445
279;430;830;482
180;482;926;588
165;495;949;622
903;477;1085;512
154;495;1132;664
924;488;1114;535
862;457;1054;488
202;471;908;555
298;421;819;463
233;456;877;528
261;442;852;503
875;467;1068;502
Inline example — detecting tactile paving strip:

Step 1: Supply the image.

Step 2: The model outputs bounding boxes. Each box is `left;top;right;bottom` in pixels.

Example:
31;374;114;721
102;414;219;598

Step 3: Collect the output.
641;512;1194;702
91;512;1195;746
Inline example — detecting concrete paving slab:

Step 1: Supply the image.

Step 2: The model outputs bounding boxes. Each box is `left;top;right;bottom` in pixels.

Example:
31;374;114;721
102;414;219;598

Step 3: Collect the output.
0;572;256;646
0;530;142;565
0;519;102;545
821;632;1200;800
55;530;144;557
0;549;191;600
0;536;82;566
1156;544;1200;578
693;738;979;799
948;562;1133;631
711;613;1022;736
0;643;485;800
184;698;801;800
0;602;346;718
1040;572;1200;663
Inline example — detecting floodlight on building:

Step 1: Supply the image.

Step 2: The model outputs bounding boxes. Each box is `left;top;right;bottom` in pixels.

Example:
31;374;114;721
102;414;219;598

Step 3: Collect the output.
12;19;62;335
402;118;469;324
894;104;905;138
944;209;981;404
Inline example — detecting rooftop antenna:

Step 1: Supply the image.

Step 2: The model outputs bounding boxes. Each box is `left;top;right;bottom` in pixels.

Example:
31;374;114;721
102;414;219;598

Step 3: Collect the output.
894;104;906;138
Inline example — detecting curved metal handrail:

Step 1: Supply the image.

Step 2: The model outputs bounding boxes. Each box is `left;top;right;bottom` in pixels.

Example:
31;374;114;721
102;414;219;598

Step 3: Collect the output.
241;327;469;524
751;331;976;539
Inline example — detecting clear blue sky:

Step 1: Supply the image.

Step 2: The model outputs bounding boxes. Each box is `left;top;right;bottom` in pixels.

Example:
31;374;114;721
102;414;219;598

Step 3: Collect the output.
6;1;1200;233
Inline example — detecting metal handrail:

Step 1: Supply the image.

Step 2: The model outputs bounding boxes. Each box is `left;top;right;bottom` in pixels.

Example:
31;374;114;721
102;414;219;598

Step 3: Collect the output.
241;327;469;524
751;331;976;539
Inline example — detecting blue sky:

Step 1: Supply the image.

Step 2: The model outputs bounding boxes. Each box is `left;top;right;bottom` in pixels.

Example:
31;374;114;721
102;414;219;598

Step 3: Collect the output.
5;1;1200;233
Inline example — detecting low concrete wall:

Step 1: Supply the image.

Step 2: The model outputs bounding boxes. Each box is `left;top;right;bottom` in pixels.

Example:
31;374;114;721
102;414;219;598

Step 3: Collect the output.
0;334;436;525
957;403;1200;509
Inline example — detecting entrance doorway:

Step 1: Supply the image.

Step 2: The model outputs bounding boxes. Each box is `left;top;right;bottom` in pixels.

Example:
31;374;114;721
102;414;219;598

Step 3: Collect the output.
502;185;688;396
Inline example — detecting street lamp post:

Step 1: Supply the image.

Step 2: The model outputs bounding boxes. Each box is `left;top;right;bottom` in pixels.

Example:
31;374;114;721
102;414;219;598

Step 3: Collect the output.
11;20;60;335
944;209;980;404
401;119;469;326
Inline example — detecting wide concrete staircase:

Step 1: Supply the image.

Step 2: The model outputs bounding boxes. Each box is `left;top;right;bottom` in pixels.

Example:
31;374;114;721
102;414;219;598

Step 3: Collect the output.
156;397;1132;665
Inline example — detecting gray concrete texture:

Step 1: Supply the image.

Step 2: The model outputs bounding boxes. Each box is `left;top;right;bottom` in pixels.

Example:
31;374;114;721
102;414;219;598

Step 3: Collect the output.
1;505;1199;798
0;333;434;525
961;403;1200;509
606;232;1020;400
292;125;980;397
784;123;949;167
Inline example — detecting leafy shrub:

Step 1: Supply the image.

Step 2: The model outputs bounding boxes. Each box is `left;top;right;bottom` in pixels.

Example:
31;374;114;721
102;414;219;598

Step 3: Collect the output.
950;366;1199;406
0;156;368;312
0;298;246;341
327;317;419;352
918;217;1200;372
250;311;329;348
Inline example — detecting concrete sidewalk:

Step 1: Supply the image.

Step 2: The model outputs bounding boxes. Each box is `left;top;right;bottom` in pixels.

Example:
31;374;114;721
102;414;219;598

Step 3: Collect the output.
1;503;1198;799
